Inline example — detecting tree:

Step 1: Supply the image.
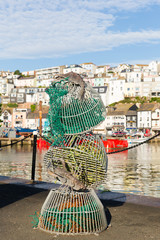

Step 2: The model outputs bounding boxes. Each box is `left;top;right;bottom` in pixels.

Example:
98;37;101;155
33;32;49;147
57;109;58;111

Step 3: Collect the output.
31;104;36;112
14;70;22;75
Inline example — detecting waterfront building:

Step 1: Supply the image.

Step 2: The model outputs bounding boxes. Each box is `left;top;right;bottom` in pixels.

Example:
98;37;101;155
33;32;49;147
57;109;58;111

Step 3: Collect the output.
152;107;160;133
26;112;48;130
137;103;159;132
0;109;13;128
105;103;138;132
12;108;30;128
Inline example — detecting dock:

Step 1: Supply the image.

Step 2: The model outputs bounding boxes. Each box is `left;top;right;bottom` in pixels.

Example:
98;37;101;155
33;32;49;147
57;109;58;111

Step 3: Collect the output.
0;136;33;146
0;176;160;240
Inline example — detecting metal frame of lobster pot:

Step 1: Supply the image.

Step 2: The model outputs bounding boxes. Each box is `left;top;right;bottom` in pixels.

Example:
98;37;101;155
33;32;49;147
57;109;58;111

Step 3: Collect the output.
38;187;107;234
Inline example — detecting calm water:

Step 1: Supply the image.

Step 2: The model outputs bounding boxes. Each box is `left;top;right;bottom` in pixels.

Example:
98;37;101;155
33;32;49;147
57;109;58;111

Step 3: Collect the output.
0;142;160;198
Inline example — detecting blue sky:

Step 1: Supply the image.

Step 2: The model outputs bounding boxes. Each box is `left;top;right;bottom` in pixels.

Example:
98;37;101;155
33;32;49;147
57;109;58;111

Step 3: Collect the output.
0;0;160;72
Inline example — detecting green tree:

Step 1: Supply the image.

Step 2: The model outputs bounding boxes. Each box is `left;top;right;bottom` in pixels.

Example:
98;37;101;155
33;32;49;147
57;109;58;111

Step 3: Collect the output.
7;103;18;108
31;104;36;112
14;70;22;75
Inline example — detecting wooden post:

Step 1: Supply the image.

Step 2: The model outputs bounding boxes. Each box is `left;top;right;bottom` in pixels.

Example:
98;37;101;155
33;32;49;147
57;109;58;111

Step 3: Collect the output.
31;131;37;181
39;101;42;136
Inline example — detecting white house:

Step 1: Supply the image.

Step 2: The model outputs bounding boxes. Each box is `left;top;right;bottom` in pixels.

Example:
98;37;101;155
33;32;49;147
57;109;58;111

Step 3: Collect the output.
152;107;160;133
26;112;48;129
93;86;108;107
0;109;13;127
137;103;156;130
14;76;35;87
36;66;64;79
148;61;160;75
63;64;87;75
95;65;110;74
107;77;125;105
0;77;14;96
80;62;97;74
126;71;142;83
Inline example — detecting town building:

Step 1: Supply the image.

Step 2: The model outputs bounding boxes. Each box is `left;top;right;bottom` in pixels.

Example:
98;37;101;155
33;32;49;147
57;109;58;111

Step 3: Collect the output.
12;108;30;128
63;64;87;75
26;112;48;130
0;109;13;128
80;62;97;74
137;103;160;133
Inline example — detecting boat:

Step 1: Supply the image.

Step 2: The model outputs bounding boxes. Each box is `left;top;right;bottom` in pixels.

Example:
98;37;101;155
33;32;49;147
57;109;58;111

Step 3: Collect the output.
127;133;150;145
103;138;128;153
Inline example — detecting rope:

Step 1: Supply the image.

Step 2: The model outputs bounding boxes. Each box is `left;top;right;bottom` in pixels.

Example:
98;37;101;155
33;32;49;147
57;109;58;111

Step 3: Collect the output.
106;131;160;154
0;133;33;148
39;134;52;144
39;131;160;154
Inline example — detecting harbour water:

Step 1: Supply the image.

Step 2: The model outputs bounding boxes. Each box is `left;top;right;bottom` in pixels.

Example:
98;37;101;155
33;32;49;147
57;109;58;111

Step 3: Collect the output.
0;142;160;198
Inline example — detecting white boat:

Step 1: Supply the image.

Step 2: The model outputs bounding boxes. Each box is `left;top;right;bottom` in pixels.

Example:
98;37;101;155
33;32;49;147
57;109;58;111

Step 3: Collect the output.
127;132;150;145
127;137;150;144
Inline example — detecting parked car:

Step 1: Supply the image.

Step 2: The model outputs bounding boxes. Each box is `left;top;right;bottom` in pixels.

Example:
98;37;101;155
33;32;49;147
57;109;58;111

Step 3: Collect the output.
112;131;127;137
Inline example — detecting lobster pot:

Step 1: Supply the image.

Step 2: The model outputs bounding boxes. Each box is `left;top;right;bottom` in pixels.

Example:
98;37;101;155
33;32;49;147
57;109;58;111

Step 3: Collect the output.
46;81;106;136
44;134;108;187
38;188;107;234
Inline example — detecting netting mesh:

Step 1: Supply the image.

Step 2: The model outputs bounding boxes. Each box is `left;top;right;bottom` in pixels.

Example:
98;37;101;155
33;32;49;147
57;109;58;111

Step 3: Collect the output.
38;188;107;234
45;79;106;145
38;75;108;234
44;134;107;187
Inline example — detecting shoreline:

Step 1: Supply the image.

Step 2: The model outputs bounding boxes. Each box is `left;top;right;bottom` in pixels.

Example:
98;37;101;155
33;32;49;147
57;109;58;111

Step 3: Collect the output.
1;175;160;208
1;175;160;240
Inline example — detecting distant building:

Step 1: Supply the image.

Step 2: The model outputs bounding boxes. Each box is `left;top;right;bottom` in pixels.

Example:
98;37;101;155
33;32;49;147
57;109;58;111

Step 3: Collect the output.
26;112;48;129
63;64;87;74
0;109;13;128
93;86;108;107
106;104;138;132
107;77;125;105
80;62;97;74
137;103;160;132
12;108;29;128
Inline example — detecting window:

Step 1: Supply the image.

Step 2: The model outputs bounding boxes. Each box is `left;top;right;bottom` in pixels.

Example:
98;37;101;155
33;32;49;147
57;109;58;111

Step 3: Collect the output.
99;88;105;93
17;94;23;98
127;88;130;91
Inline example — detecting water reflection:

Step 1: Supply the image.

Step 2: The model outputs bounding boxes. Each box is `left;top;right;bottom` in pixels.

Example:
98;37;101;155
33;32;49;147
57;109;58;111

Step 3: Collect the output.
0;143;160;198
105;143;160;197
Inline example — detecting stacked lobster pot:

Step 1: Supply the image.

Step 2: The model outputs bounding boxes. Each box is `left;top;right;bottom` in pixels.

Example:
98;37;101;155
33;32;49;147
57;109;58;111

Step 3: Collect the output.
38;73;108;234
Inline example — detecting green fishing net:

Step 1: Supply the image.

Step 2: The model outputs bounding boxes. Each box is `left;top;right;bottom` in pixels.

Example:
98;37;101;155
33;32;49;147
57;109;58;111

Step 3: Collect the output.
45;78;106;146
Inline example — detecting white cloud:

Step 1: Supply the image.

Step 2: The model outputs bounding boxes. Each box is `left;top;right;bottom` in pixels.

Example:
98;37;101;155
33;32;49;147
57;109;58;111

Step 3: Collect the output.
0;0;160;59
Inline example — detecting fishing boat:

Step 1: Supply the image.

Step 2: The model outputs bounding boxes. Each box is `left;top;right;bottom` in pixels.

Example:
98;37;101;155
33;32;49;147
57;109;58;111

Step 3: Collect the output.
103;138;128;153
127;133;150;145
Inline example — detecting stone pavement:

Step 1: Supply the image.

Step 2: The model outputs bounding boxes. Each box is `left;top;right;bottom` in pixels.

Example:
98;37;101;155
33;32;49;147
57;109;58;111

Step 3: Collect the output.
0;176;160;240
